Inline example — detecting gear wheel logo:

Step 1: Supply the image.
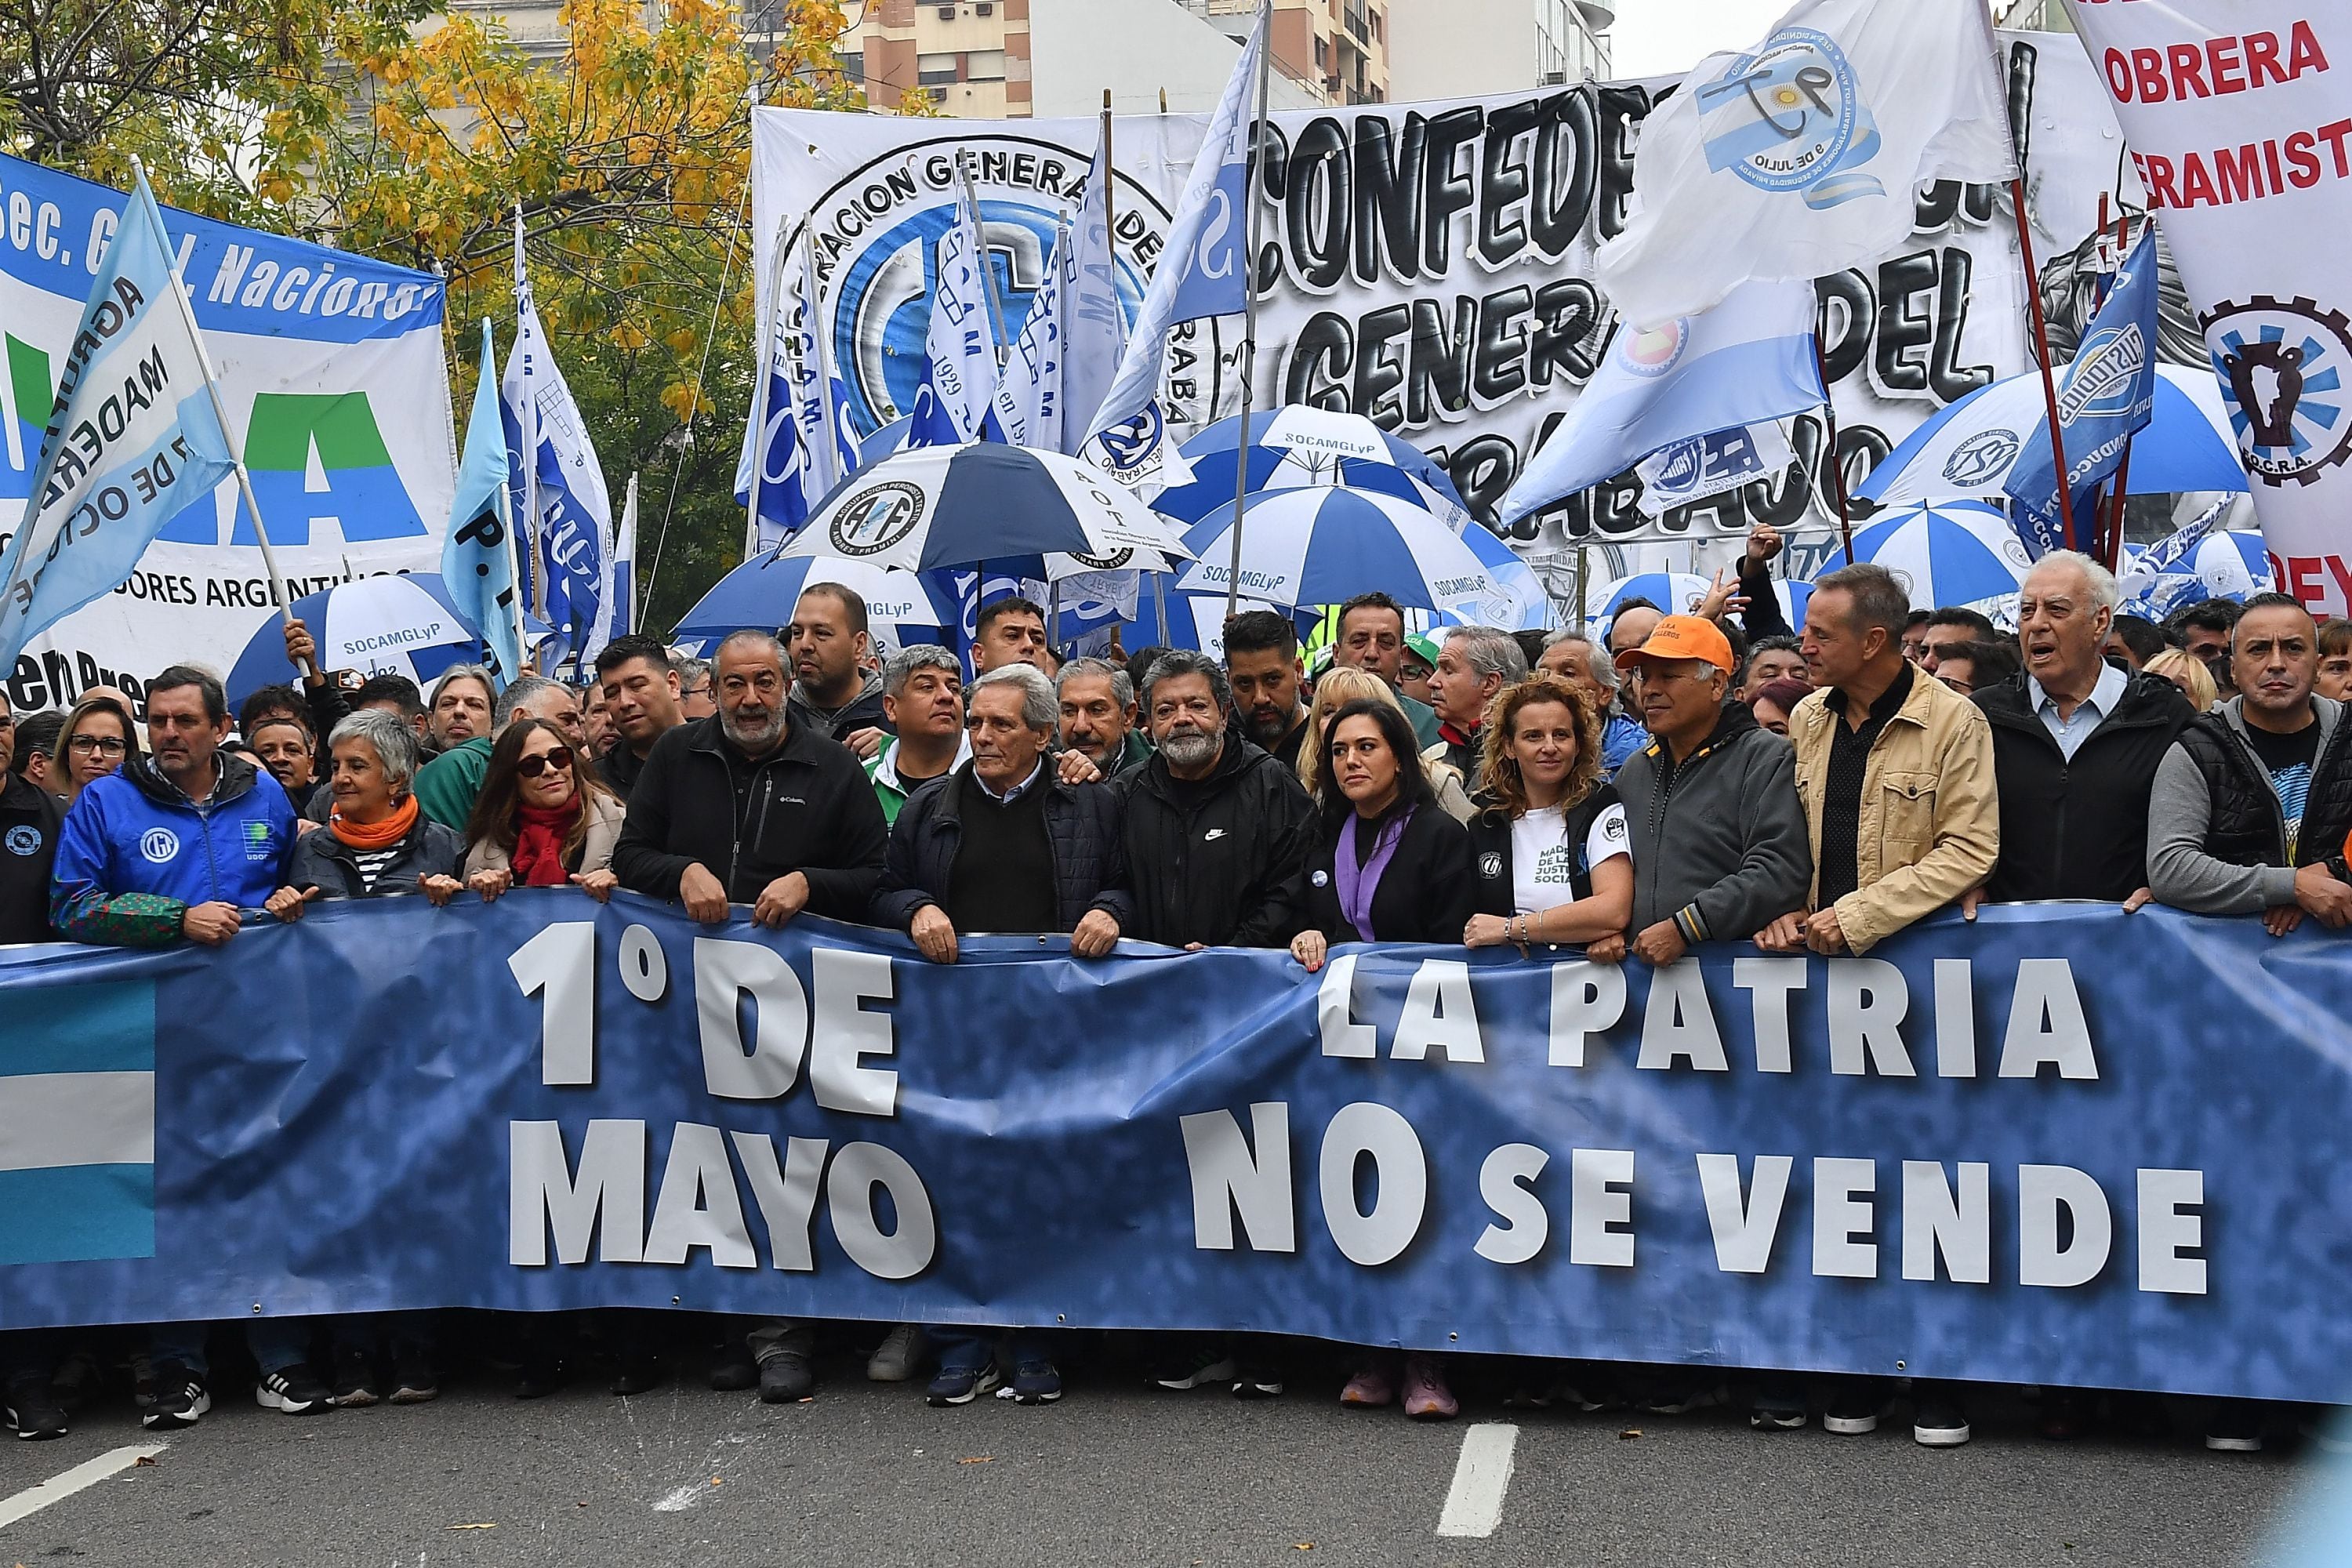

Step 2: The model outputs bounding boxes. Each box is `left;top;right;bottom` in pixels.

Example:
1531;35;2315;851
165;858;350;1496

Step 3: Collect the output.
2202;295;2352;488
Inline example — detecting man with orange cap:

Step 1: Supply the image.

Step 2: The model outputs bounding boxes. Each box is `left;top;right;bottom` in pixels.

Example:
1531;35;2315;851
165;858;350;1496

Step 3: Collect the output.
1601;614;1811;968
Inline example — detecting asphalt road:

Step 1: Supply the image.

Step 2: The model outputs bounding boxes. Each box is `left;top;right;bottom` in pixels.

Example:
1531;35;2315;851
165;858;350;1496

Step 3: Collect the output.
0;1344;2329;1567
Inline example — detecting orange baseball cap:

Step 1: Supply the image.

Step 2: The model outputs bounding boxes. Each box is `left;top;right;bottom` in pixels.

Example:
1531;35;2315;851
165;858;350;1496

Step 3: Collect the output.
1612;614;1736;674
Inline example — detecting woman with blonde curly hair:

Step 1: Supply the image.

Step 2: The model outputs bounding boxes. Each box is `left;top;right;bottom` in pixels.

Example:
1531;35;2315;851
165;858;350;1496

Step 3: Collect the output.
1462;673;1633;953
2143;647;2219;714
1296;666;1475;822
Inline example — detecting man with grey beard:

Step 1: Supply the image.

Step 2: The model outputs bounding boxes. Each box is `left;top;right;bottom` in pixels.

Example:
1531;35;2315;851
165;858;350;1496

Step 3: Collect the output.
1110;649;1313;953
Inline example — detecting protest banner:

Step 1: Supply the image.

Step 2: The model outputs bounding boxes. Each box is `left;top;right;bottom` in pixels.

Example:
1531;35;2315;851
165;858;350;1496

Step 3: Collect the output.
2065;3;2352;615
0;155;452;711
752;34;2157;592
0;891;2344;1405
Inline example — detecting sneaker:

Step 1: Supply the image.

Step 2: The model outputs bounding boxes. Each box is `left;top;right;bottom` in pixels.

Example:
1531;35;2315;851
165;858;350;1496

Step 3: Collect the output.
867;1325;927;1384
758;1351;815;1403
1637;1382;1715;1416
331;1345;379;1408
1000;1359;1062;1405
2206;1399;2263;1452
142;1364;209;1431
255;1366;333;1415
1823;1387;1884;1436
926;1361;1000;1406
1232;1366;1284;1400
49;1352;96;1413
1749;1387;1808;1431
5;1379;67;1440
1341;1362;1396;1409
1402;1355;1458;1421
1152;1348;1237;1392
1914;1399;1972;1446
609;1356;663;1396
708;1341;757;1393
1501;1384;1553;1410
389;1348;438;1406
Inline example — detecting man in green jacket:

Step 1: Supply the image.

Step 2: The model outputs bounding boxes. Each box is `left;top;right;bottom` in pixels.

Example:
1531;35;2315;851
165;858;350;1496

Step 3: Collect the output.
864;645;967;825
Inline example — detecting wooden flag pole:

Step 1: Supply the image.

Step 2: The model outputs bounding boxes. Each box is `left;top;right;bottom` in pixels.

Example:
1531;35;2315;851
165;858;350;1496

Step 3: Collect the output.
1222;0;1274;622
2010;176;2078;552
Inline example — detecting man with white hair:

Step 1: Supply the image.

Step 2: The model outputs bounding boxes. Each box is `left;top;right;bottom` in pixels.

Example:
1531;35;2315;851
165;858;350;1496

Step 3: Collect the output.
1972;550;2194;909
1538;630;1645;778
1423;625;1527;776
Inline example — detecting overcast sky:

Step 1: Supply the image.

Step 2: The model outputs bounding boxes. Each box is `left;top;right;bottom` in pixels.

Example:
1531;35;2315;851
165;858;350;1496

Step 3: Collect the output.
1609;0;1791;78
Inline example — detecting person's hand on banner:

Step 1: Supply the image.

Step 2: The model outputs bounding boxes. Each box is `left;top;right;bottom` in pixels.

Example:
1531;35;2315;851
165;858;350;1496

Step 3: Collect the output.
1803;904;1849;956
1754;910;1808;953
1289;930;1328;973
2123;887;2153;913
1960;887;1984;920
263;886;317;924
753;871;811;929
1071;909;1120;959
182;902;242;945
1585;931;1628;964
679;863;730;924
420;875;464;907
1630;920;1687;967
572;869;618;903
910;905;958;964
2293;863;2352;929
2265;903;2304;938
468;868;512;902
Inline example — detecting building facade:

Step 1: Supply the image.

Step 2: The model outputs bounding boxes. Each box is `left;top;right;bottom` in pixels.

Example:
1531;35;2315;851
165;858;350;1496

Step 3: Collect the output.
1386;0;1611;102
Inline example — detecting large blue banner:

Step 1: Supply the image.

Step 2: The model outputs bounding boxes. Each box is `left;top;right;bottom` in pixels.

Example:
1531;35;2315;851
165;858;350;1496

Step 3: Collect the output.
0;893;2345;1404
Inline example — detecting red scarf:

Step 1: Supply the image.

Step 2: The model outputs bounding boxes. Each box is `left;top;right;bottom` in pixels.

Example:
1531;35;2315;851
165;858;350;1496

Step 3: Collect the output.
511;797;582;887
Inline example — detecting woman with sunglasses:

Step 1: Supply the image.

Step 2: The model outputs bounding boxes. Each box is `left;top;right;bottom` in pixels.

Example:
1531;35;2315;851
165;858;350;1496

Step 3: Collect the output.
278;710;466;906
452;717;625;903
56;693;136;809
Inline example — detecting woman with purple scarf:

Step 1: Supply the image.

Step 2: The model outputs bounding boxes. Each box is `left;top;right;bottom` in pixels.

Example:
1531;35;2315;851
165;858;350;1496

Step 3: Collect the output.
1289;696;1477;1421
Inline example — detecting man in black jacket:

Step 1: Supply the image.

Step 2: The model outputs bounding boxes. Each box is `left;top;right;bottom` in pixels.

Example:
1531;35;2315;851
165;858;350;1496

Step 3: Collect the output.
1111;650;1312;951
1973;551;2194;908
0;692;60;946
786;584;891;757
613;630;887;929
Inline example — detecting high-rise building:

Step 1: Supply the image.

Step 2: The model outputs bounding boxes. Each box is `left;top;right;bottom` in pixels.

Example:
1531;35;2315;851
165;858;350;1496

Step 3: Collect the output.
1995;0;2071;34
1386;0;1611;101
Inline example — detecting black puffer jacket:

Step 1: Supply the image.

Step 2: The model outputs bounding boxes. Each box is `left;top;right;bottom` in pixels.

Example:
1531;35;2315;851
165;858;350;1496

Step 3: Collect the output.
1111;737;1314;948
1973;671;2194;902
0;775;62;943
287;813;466;899
873;765;1134;934
2177;705;2352;873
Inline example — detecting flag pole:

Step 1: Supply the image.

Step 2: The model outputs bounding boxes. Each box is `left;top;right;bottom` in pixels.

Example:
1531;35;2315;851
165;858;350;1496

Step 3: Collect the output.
488;319;529;677
2009;178;2078;553
1812;338;1854;560
513;203;548;620
1105;88;1169;646
138;158;309;679
1222;0;1273;622
956;155;1012;365
745;213;793;562
2103;210;2135;570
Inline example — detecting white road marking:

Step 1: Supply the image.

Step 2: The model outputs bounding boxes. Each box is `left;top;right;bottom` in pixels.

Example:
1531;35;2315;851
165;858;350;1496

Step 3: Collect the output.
0;1443;168;1531
1436;1422;1519;1539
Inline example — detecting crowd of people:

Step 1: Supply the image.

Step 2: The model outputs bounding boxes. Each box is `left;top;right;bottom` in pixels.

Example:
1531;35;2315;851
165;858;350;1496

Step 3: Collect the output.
0;518;2336;1453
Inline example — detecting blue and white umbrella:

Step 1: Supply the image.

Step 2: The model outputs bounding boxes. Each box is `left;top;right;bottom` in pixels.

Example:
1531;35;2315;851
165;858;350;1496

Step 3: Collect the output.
1857;364;2247;507
1174;487;1497;614
782;444;1191;579
1154;407;1472;530
1813;501;2035;612
1580;572;1711;626
2122;527;2275;619
673;552;956;659
227;572;551;708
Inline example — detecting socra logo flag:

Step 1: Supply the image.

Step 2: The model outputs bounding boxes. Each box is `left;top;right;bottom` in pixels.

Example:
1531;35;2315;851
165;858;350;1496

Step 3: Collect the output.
0;169;235;670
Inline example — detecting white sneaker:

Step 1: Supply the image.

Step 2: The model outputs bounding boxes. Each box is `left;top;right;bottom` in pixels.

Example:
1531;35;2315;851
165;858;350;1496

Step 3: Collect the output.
867;1325;927;1383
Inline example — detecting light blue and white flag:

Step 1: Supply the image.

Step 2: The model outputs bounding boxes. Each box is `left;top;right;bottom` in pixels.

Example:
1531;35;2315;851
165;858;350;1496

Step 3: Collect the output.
1059;136;1127;454
1634;420;1795;517
907;180;1002;449
443;322;525;686
502;217;609;664
0;166;238;673
2003;223;2161;547
992;212;1072;450
736;223;854;550
1497;280;1825;527
0;980;156;1265
580;470;636;667
1593;0;2017;329
1081;1;1266;448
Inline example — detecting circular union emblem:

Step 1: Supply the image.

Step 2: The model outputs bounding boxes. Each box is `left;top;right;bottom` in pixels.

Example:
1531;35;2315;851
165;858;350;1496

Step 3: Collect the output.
1478;851;1503;880
827;481;927;557
1942;429;2021;488
2203;294;2352;488
140;827;180;865
1621;319;1690;379
1068;547;1133;571
4;826;39;856
1705;27;1864;194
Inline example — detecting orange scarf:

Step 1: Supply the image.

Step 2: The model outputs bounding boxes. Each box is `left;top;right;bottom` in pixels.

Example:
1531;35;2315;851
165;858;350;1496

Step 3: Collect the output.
331;793;418;850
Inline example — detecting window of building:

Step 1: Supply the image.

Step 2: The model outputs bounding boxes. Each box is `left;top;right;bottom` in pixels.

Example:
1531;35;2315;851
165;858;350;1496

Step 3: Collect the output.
837;50;864;82
966;48;1005;81
917;51;959;84
1314;35;1327;66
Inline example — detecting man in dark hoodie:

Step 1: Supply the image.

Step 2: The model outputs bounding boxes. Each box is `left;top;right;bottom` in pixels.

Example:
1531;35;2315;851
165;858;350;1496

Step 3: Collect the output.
787;584;891;759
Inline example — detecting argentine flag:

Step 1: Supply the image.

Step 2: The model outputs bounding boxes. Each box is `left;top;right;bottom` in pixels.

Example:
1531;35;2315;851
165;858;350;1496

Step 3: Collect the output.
1497;279;1825;526
0;980;155;1265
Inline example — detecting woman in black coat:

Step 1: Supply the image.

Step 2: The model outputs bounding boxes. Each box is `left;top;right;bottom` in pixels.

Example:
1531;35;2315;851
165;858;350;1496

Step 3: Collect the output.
1291;698;1478;968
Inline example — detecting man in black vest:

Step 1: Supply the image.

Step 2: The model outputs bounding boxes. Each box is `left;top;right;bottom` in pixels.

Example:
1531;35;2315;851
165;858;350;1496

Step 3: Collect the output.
1973;551;2194;909
873;662;1131;1409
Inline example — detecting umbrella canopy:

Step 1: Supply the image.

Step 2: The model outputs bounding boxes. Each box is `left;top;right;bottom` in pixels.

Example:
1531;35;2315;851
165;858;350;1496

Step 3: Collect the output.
2122;528;2275;618
1156;408;1472;530
227;572;546;708
673;552;956;658
1813;501;2035;612
1856;364;2247;507
1174;487;1498;614
782;444;1190;579
1577;572;1712;626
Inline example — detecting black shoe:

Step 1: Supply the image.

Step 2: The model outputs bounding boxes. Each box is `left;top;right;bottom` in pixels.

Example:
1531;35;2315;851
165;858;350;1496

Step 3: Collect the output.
609;1356;665;1396
514;1357;568;1399
759;1352;815;1403
1232;1366;1284;1399
331;1344;379;1408
142;1363;210;1431
709;1342;758;1392
2207;1399;2264;1452
5;1378;67;1440
1913;1399;1971;1446
1824;1386;1883;1436
389;1348;438;1405
1749;1386;1807;1431
255;1365;333;1416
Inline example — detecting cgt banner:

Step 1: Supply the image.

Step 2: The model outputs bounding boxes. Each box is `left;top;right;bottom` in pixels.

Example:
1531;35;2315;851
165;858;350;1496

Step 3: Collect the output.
0;155;452;712
2067;2;2352;615
752;34;2162;593
0;891;2348;1404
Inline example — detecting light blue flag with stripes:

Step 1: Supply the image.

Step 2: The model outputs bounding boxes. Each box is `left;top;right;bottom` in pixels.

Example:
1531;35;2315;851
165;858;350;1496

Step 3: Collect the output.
0;980;155;1265
441;322;524;686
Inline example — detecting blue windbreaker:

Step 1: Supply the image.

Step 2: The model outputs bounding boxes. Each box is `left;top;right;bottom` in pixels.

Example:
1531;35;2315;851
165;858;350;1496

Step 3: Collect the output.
51;752;298;946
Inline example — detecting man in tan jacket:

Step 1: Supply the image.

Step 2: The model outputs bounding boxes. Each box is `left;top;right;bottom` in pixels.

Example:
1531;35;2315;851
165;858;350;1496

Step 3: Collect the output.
1757;562;2000;957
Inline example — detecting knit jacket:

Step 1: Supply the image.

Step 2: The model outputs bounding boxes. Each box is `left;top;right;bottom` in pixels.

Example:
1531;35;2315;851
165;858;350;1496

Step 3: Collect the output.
1613;700;1812;946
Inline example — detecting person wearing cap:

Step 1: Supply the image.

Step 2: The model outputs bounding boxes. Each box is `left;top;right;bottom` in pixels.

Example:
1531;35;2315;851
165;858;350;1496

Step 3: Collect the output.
1601;615;1810;967
1398;634;1438;709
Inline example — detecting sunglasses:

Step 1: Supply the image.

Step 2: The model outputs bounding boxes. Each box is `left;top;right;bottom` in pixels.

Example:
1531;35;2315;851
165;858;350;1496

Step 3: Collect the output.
516;746;573;779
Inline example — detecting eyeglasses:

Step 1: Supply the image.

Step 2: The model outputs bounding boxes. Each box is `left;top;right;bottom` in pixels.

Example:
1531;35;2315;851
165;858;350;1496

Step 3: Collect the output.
516;747;573;779
69;735;129;757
